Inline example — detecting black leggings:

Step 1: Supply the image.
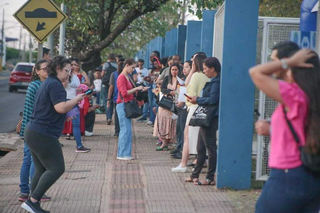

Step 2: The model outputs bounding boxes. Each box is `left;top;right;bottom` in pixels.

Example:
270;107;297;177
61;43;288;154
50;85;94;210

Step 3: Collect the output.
191;116;218;181
24;126;65;201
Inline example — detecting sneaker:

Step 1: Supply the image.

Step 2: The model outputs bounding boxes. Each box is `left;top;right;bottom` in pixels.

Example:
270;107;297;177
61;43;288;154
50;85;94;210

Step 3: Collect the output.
76;146;91;153
117;156;134;160
40;194;51;202
19;193;29;202
146;121;153;125
21;198;49;213
85;131;93;137
172;165;187;173
107;119;112;125
137;117;147;122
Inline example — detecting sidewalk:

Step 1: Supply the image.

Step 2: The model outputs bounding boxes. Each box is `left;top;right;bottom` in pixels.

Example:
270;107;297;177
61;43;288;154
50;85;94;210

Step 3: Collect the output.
0;114;237;213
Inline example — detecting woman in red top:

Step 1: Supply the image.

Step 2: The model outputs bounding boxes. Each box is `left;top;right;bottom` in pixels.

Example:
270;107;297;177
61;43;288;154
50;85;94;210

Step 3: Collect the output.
116;59;148;160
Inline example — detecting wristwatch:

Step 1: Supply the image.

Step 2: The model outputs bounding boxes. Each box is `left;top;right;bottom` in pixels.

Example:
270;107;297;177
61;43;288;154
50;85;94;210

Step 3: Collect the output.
281;59;289;70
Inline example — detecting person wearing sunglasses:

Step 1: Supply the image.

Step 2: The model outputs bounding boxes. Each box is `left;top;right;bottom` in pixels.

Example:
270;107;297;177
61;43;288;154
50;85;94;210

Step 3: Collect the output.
22;56;86;213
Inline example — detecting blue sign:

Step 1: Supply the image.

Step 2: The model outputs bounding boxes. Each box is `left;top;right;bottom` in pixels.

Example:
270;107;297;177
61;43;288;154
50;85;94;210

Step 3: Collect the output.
291;31;316;50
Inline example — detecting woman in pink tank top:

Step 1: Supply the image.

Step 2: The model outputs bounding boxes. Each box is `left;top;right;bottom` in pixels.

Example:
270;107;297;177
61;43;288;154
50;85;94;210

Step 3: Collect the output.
250;49;320;213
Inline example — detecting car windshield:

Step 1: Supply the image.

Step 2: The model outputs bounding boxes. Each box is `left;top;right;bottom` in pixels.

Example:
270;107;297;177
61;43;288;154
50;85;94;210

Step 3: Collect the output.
13;65;33;72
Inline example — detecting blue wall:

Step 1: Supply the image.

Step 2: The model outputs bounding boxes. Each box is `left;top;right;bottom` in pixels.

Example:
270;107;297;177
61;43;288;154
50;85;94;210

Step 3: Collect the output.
201;10;216;57
217;0;259;190
185;21;202;61
170;28;178;56
177;25;187;62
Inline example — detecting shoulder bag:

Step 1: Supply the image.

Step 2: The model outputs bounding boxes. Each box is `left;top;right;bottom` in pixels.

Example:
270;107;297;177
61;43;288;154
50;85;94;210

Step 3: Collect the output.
120;77;142;119
189;105;218;127
283;106;320;174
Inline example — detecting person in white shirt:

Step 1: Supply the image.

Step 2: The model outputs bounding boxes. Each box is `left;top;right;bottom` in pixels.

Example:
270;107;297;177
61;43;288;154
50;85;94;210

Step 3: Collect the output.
135;59;149;84
93;66;102;105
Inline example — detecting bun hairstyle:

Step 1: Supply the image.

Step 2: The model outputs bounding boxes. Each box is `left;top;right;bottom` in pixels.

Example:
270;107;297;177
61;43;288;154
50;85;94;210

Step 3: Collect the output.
203;57;221;73
31;59;48;81
47;55;71;76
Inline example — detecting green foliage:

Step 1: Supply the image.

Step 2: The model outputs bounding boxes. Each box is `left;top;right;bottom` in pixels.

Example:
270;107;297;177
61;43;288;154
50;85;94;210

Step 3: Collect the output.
189;0;223;18
6;47;19;61
102;0;181;59
259;0;303;17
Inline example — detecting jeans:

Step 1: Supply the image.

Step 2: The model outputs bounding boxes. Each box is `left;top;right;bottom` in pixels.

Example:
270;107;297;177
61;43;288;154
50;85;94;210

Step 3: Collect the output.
191;116;218;181
24;126;65;201
19;142;35;194
85;111;95;132
175;107;188;152
147;87;156;123
142;102;149;119
114;102;120;134
255;166;320;213
116;103;132;157
107;99;114;120
72;108;83;148
101;85;109;118
95;92;100;105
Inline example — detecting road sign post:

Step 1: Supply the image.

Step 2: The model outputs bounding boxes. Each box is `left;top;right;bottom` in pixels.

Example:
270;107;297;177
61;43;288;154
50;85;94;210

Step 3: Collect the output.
13;0;67;60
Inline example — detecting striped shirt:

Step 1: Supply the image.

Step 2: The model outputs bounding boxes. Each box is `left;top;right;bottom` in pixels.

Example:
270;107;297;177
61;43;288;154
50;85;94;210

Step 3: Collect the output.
20;80;42;137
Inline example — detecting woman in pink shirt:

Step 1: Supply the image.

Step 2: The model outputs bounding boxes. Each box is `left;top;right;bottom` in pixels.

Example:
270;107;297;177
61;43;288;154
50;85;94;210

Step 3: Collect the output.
116;59;148;160
250;49;320;213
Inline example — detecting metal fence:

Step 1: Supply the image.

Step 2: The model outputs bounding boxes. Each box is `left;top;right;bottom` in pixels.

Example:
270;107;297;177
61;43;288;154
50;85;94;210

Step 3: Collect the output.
255;17;300;181
213;3;225;64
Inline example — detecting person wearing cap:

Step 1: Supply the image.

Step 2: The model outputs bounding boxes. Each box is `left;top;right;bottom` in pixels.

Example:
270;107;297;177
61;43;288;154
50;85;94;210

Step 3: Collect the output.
93;66;102;105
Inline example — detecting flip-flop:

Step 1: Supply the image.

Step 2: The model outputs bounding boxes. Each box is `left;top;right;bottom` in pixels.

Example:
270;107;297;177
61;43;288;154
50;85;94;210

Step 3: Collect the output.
185;177;198;183
156;146;169;151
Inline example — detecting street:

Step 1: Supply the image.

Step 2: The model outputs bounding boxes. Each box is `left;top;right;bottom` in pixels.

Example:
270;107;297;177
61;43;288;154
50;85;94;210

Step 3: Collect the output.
0;71;26;133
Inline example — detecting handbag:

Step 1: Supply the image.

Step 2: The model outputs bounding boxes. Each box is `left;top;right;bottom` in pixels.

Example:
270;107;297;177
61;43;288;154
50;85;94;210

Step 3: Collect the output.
189;105;218;127
283;106;320;174
120;77;142;119
16;112;23;135
158;95;174;110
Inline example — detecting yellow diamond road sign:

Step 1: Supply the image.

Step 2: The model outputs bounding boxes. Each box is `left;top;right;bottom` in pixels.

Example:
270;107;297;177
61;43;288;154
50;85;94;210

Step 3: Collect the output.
13;0;67;43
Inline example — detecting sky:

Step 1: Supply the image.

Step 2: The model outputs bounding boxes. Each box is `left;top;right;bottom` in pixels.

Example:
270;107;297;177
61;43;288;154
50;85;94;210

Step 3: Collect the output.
1;0;199;50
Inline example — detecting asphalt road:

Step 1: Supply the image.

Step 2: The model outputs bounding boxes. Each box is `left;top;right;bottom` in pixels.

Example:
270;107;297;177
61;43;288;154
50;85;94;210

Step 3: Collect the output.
0;71;26;133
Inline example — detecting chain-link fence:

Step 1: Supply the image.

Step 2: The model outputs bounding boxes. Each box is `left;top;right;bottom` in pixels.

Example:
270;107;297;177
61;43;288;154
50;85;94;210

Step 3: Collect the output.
255;17;300;181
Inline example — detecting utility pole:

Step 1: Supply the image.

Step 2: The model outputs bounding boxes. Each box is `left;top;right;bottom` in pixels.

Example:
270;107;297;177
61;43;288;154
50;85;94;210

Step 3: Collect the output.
47;34;54;57
59;3;66;56
22;33;26;62
181;0;187;25
0;8;5;71
29;34;32;63
18;26;22;61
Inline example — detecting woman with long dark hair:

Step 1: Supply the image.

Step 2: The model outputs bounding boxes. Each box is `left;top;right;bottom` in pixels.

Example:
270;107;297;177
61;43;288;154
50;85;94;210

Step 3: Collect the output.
19;59;51;203
154;63;180;150
21;56;85;213
250;49;320;212
116;59;148;160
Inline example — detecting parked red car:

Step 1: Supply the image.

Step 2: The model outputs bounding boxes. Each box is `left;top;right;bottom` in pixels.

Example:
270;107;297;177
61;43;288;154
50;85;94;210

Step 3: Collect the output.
9;62;34;92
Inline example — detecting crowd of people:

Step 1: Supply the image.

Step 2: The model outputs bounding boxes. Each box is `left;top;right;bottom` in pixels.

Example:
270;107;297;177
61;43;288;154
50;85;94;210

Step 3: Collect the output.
16;41;320;212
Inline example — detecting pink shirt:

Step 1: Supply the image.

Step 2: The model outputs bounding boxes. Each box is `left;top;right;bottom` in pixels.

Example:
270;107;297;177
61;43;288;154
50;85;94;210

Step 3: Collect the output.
269;81;308;169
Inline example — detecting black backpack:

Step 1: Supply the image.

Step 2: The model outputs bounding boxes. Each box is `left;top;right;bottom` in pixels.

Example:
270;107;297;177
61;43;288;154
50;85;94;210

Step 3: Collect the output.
102;62;117;86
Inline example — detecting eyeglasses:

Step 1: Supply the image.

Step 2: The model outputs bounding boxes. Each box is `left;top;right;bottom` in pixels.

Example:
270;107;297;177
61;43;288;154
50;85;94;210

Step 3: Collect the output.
40;68;48;72
64;68;72;74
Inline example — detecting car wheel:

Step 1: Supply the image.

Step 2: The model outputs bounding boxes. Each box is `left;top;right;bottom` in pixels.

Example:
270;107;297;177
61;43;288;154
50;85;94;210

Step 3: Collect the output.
9;86;13;92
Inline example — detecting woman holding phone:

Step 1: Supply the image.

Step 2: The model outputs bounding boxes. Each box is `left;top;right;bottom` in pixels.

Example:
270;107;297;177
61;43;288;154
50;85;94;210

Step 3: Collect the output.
21;56;86;213
116;59;149;160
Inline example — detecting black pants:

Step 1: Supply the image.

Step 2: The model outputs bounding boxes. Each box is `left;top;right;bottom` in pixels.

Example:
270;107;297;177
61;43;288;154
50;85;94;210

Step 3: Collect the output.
114;102;120;134
24;125;65;201
175;107;188;152
191;116;218;181
85;111;95;132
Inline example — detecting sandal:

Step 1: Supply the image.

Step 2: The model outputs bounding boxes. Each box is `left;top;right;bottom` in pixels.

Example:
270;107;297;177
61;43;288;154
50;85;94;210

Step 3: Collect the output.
195;179;215;185
66;134;71;140
185;177;198;183
156;146;168;151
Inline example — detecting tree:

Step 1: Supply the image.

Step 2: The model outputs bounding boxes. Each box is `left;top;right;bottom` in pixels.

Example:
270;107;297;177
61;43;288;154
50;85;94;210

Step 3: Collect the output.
259;0;303;17
56;0;222;70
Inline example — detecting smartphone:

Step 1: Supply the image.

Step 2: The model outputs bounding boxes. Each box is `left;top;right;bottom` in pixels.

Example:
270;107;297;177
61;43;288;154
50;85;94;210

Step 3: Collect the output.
85;89;93;95
184;93;192;99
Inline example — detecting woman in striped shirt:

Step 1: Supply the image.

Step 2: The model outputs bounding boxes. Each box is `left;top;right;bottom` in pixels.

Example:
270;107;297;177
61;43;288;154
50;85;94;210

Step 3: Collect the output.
18;59;50;202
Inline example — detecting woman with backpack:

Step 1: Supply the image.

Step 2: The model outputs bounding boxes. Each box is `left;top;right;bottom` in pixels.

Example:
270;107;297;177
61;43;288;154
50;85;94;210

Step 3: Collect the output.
250;49;320;212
